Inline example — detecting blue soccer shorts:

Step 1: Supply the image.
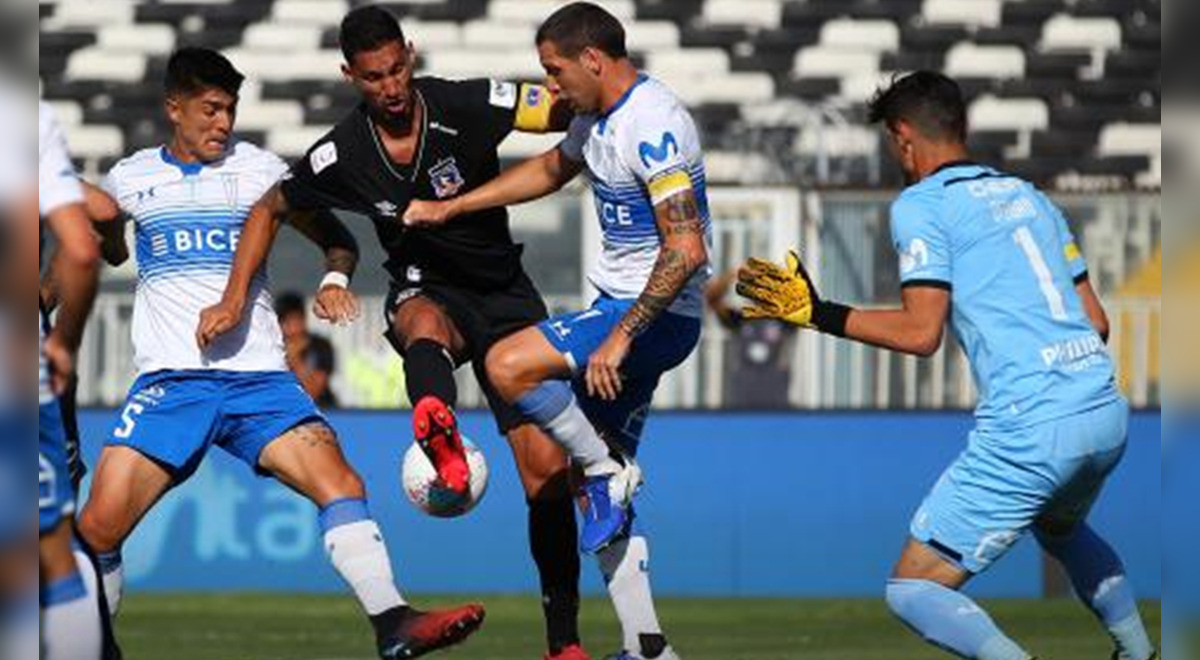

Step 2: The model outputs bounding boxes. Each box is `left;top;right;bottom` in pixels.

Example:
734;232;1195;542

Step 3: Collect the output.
39;400;74;535
537;295;701;455
910;397;1130;573
106;370;326;481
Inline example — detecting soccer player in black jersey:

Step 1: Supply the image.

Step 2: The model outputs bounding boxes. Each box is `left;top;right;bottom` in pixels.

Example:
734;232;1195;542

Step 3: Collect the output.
198;6;590;659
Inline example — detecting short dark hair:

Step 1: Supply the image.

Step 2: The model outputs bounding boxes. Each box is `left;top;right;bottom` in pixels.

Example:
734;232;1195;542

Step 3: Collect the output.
867;71;967;143
274;291;306;319
535;2;627;59
164;47;244;98
339;5;406;63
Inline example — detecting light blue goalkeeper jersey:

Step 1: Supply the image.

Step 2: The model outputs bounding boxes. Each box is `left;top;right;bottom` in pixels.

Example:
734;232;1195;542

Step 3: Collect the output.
890;161;1120;431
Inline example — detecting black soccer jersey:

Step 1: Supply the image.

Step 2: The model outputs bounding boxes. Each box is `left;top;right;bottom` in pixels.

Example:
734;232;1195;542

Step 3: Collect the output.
280;77;534;291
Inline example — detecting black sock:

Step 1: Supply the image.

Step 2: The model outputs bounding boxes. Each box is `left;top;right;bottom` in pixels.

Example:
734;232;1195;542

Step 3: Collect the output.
404;339;458;408
639;633;668;658
369;605;414;643
529;494;581;653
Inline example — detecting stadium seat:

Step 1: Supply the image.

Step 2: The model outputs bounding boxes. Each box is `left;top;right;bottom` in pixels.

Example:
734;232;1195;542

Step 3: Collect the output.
702;0;782;28
625;21;681;49
47;100;84;128
673;72;775;105
65;49;147;83
819;18;900;52
97;24;177;55
647;48;731;79
222;48;345;82
422;48;543;79
267;125;334;158
793;47;878;79
235;100;306;132
243;24;324;51
489;0;635;24
944;43;1024;79
1098;122;1161;158
271;0;349;26
1040;14;1123;51
462;20;535;48
969;95;1050;132
41;0;137;29
921;0;1002;28
64;125;124;159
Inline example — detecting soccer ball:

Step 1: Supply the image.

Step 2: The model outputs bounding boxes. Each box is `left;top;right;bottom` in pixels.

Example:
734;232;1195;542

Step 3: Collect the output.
401;437;488;518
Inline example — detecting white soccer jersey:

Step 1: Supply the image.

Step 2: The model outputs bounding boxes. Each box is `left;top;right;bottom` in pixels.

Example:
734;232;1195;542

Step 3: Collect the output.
39;101;84;404
104;141;289;375
560;75;713;318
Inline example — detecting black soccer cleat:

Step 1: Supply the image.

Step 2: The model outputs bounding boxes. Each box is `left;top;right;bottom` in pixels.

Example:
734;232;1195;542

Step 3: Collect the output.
376;603;485;659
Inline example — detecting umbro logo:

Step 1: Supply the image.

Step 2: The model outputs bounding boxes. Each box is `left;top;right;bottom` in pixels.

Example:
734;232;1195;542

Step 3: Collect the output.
375;200;399;218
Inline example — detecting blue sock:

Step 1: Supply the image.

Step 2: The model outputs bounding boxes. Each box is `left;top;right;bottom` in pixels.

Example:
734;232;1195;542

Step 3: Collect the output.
40;572;88;609
514;380;573;426
887;579;1031;660
516;381;613;471
318;498;371;534
1038;524;1155;660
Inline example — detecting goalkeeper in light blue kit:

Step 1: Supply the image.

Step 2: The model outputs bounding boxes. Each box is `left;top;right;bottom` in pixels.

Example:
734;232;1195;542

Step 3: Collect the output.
737;71;1156;660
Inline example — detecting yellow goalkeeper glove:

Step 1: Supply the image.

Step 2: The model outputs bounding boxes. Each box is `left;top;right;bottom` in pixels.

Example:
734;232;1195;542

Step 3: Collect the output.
736;249;852;336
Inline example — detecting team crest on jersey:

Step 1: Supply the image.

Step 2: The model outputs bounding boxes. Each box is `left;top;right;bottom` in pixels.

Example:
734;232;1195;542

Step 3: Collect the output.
899;238;929;275
428;157;465;199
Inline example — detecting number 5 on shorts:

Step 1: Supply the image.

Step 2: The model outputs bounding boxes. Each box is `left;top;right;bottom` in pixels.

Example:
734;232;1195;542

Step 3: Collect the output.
113;401;146;439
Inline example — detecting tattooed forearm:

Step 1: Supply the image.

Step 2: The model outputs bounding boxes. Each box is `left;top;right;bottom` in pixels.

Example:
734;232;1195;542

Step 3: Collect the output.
664;194;704;236
618;247;700;337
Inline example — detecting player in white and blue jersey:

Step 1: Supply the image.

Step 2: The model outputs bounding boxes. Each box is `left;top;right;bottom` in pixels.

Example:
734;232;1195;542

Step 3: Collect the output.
37;97;105;660
737;71;1156;660
73;48;484;660
404;5;710;658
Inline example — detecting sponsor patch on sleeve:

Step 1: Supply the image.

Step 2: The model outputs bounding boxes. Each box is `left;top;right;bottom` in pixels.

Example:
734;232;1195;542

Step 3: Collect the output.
310;142;338;175
488;80;518;110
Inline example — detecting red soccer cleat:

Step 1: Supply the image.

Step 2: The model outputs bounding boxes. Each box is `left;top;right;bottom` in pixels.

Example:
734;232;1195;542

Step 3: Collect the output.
378;603;486;659
412;396;470;500
545;644;592;660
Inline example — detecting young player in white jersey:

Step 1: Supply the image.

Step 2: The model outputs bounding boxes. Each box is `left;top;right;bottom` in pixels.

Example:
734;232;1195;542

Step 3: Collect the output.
36;98;105;660
405;5;712;658
74;48;485;660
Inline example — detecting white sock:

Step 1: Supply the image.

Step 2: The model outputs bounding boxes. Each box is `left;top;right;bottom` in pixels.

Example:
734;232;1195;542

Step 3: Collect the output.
598;535;663;653
42;570;102;660
544;399;621;476
97;551;124;616
324;520;406;615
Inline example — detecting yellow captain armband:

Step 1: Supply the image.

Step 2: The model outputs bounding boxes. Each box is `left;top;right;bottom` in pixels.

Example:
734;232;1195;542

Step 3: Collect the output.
1064;242;1082;261
513;83;555;132
647;169;693;205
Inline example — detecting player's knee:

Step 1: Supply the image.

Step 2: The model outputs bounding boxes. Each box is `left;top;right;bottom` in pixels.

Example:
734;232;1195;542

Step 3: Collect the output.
486;346;526;399
75;506;123;554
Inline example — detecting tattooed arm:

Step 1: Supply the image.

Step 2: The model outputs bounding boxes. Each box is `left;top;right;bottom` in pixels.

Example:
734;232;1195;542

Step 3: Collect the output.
585;188;708;401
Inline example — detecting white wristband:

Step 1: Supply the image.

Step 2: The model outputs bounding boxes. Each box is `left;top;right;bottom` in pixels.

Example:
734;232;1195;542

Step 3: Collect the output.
319;271;350;290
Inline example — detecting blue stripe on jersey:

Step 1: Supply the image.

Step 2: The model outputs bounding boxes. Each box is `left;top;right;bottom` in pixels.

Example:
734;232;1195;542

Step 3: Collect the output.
139;206;251;228
592;163;712;246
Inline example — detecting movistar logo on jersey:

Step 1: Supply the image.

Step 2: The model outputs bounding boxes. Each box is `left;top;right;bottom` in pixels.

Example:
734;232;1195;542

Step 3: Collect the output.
638;132;679;169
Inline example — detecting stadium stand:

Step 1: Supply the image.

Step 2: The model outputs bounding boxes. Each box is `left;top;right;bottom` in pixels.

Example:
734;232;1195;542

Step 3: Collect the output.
40;0;1160;190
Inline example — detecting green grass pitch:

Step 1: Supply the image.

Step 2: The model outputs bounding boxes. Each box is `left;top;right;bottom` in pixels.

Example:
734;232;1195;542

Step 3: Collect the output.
115;593;1160;659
